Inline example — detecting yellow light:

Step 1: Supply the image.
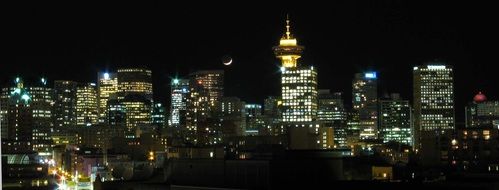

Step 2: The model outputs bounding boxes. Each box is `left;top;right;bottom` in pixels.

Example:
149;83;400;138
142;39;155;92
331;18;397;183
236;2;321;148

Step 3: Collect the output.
279;39;297;46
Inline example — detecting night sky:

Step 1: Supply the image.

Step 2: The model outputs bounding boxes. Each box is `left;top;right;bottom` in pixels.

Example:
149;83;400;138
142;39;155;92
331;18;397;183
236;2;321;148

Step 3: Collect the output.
4;1;498;123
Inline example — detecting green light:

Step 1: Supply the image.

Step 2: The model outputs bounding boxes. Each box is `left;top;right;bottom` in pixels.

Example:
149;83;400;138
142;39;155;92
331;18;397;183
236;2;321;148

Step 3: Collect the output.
11;88;21;95
15;77;20;83
173;79;179;84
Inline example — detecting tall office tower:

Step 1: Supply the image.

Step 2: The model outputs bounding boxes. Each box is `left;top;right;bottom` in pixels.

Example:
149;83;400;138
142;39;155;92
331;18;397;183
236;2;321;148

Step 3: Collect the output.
152;103;166;128
379;93;413;146
466;92;499;128
245;104;265;135
413;64;454;166
273;17;317;123
263;96;281;124
0;90;8;139
352;72;378;140
28;78;53;156
317;90;347;148
6;78;33;152
413;64;454;140
1;79;21;139
97;72;118;123
170;78;189;127
117;68;153;102
121;94;151;138
107;99;126;127
76;83;99;126
54;80;78;128
185;70;224;144
216;97;246;138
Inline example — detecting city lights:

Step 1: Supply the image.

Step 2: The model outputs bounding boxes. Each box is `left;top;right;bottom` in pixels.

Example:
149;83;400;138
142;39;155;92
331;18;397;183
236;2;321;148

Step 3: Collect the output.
1;7;497;189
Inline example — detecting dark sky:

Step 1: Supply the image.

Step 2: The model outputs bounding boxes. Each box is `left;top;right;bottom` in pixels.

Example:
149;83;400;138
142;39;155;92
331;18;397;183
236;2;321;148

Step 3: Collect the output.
3;1;498;122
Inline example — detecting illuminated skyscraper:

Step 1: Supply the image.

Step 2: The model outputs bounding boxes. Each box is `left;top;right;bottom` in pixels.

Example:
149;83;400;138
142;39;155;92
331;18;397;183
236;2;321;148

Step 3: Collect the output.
379;93;413;146
170;78;189;127
1;77;53;154
215;97;246;141
273;17;317;123
6;78;33;152
152;103;166;128
318;90;347;148
107;99;126;127
28;78;53;156
245;104;264;135
76;83;99;126
122;94;151;138
413;64;454;147
352;72;378;140
465;92;499;128
98;72;118;123
117;68;153;102
185;70;224;144
54;80;78;128
263;96;281;125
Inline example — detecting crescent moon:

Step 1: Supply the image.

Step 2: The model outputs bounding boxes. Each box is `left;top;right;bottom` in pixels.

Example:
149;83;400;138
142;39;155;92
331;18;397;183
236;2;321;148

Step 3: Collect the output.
224;58;232;66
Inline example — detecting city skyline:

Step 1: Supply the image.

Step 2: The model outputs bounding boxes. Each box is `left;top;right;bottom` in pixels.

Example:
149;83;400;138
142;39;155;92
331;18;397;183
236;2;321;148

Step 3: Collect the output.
3;2;499;189
4;2;498;122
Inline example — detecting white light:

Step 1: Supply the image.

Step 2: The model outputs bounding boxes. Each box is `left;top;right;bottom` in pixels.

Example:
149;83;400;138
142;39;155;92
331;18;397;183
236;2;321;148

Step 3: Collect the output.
427;65;446;70
280;67;286;72
364;72;377;79
103;73;110;80
173;79;179;84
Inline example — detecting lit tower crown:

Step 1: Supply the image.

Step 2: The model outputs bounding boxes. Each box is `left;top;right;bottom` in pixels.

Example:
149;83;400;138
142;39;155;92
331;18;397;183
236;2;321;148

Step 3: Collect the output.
273;15;304;68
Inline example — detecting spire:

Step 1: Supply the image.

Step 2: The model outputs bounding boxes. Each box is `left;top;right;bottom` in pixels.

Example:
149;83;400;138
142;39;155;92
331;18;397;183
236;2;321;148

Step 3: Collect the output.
285;14;291;39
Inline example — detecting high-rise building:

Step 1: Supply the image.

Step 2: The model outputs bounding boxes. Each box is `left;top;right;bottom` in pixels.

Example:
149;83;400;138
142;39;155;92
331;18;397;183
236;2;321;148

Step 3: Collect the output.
107;99;126;127
413;64;455;141
76;83;99;126
245;104;264;135
0;87;9;139
413;64;454;166
185;70;224;144
170;78;189;127
117;68;153;102
152;103;166;128
54;80;78;128
97;72;118;123
465;92;499;128
28;78;53;156
216;97;246;138
263;96;281;125
121;94;151;138
379;93;413;146
352;72;378;140
273;17;317;124
6;78;33;152
1;77;53;154
317;90;347;148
